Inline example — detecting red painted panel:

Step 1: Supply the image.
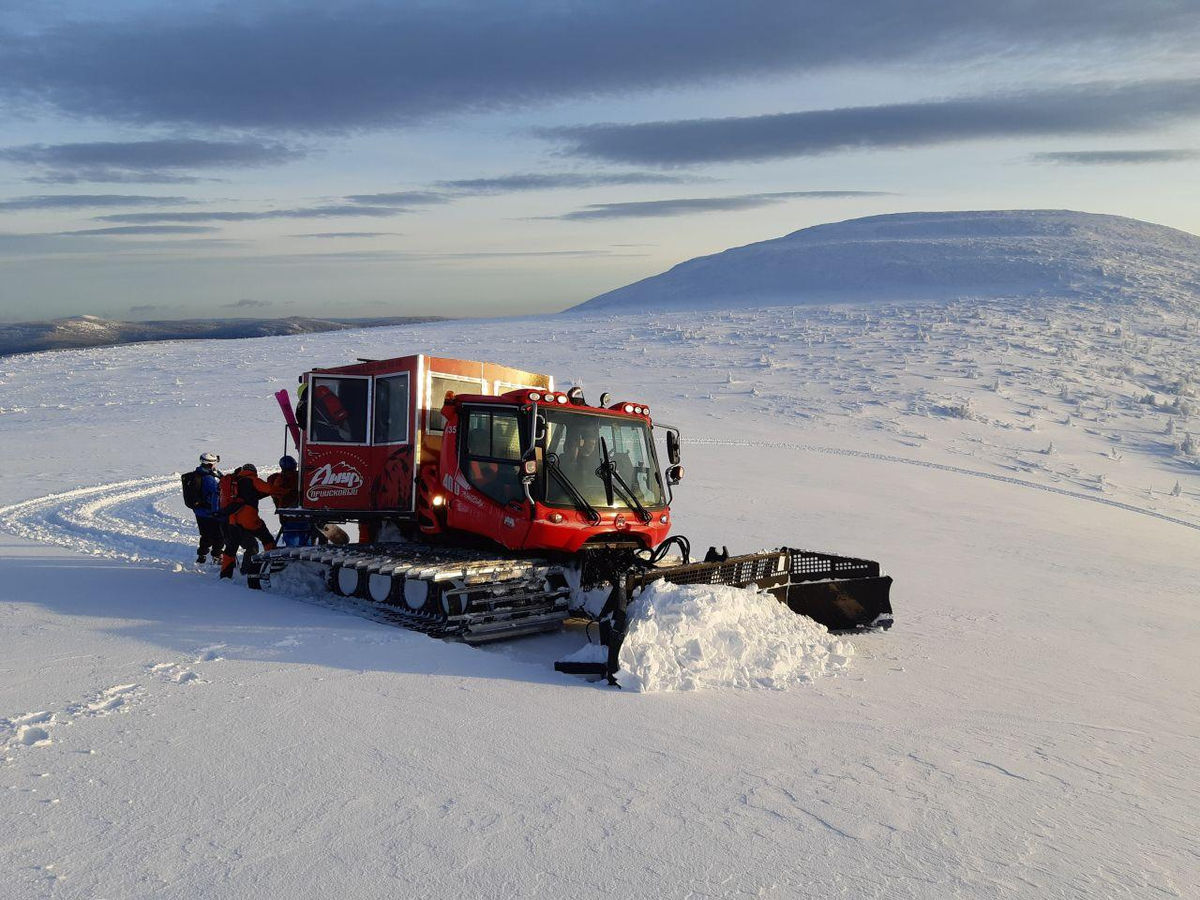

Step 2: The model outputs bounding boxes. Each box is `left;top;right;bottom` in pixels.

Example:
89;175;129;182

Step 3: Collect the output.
368;444;414;511
301;445;372;510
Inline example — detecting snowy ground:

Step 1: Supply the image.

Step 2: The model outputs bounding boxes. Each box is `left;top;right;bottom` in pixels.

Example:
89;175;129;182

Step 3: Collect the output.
1;298;1198;897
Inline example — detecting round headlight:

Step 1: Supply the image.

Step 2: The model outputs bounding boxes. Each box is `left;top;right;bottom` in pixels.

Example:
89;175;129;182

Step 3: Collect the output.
528;392;541;402
557;395;568;404
623;404;634;413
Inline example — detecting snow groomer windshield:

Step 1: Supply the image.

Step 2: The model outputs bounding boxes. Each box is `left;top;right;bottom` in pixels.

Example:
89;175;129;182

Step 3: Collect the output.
541;408;666;510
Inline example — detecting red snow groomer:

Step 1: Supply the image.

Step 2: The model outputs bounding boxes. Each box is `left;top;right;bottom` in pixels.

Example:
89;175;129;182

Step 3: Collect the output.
254;354;891;673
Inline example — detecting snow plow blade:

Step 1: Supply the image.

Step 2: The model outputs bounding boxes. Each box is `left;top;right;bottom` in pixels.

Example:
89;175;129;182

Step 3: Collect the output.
632;547;893;632
554;547;891;683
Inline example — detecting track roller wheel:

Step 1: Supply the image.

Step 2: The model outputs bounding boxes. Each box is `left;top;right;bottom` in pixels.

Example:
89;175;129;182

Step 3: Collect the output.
329;563;368;598
366;572;395;604
402;577;441;616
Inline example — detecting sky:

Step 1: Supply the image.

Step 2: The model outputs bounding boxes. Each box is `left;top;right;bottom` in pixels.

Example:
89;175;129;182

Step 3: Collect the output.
1;1;1199;321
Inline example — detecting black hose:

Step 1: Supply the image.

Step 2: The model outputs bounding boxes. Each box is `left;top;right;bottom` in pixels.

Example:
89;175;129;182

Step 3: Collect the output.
636;534;691;568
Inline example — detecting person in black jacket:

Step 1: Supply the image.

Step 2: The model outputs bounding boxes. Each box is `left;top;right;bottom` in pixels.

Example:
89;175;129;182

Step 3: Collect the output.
192;452;224;564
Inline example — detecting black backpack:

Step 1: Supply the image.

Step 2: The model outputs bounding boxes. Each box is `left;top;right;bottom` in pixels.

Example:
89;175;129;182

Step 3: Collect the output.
181;470;205;510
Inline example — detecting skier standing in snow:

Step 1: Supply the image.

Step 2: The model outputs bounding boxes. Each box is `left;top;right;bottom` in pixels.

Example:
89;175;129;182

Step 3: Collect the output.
190;452;224;564
219;463;285;579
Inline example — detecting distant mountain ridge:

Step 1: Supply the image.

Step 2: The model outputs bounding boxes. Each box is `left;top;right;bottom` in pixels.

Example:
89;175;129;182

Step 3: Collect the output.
0;314;447;356
569;210;1200;312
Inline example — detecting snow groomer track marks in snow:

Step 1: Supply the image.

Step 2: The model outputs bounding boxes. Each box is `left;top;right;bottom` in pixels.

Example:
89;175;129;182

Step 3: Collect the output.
249;354;893;681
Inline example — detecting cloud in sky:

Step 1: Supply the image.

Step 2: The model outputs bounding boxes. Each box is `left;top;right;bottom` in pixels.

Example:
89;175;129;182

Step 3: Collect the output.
93;191;449;224
61;224;218;235
26;169;208;185
0;3;1195;131
436;173;700;194
0;194;190;211
0;139;305;183
222;298;273;309
427;249;629;259
343;191;449;207
545;79;1200;166
168;247;635;265
98;205;407;223
292;232;400;239
553;191;890;220
1031;149;1200;165
341;176;702;206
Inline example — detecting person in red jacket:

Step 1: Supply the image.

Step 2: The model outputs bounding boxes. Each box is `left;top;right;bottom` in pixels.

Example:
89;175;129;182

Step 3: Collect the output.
267;455;309;547
266;456;300;509
219;463;285;579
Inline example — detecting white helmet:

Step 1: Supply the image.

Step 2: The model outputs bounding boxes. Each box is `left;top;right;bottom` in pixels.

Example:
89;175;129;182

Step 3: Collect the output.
199;452;220;466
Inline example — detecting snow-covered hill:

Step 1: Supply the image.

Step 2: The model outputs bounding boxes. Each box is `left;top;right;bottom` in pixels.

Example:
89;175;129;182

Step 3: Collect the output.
1;294;1197;897
571;210;1200;312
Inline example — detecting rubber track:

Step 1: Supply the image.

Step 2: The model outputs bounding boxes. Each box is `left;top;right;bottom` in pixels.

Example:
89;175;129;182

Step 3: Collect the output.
257;543;571;642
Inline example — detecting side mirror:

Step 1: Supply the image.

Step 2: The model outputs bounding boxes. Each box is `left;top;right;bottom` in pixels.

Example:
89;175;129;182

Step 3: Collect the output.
666;430;681;465
519;452;541;509
599;391;611;408
666;464;684;485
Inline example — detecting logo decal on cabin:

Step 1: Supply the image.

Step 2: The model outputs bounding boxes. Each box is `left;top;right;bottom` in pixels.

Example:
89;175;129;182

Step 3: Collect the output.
307;461;365;501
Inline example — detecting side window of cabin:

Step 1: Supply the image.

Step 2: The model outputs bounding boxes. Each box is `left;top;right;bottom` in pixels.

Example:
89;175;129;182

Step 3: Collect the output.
428;374;484;433
462;408;523;505
373;373;410;445
309;376;369;444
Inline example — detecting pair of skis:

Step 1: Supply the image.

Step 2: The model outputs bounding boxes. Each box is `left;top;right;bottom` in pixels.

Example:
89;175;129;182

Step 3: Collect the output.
274;389;302;452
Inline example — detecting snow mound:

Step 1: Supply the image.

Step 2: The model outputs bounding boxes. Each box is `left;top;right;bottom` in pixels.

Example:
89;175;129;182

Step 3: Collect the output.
569;209;1200;312
617;581;854;692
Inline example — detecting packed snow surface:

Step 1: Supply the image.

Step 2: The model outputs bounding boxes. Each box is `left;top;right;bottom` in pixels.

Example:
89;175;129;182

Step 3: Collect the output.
617;581;854;692
1;292;1198;897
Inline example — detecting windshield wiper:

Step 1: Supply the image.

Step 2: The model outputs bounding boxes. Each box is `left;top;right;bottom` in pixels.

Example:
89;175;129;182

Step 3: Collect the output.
599;438;652;524
545;454;602;525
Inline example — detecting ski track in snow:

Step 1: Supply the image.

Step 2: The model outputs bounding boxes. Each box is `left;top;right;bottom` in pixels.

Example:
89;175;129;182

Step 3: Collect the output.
0;477;518;638
0;475;204;569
